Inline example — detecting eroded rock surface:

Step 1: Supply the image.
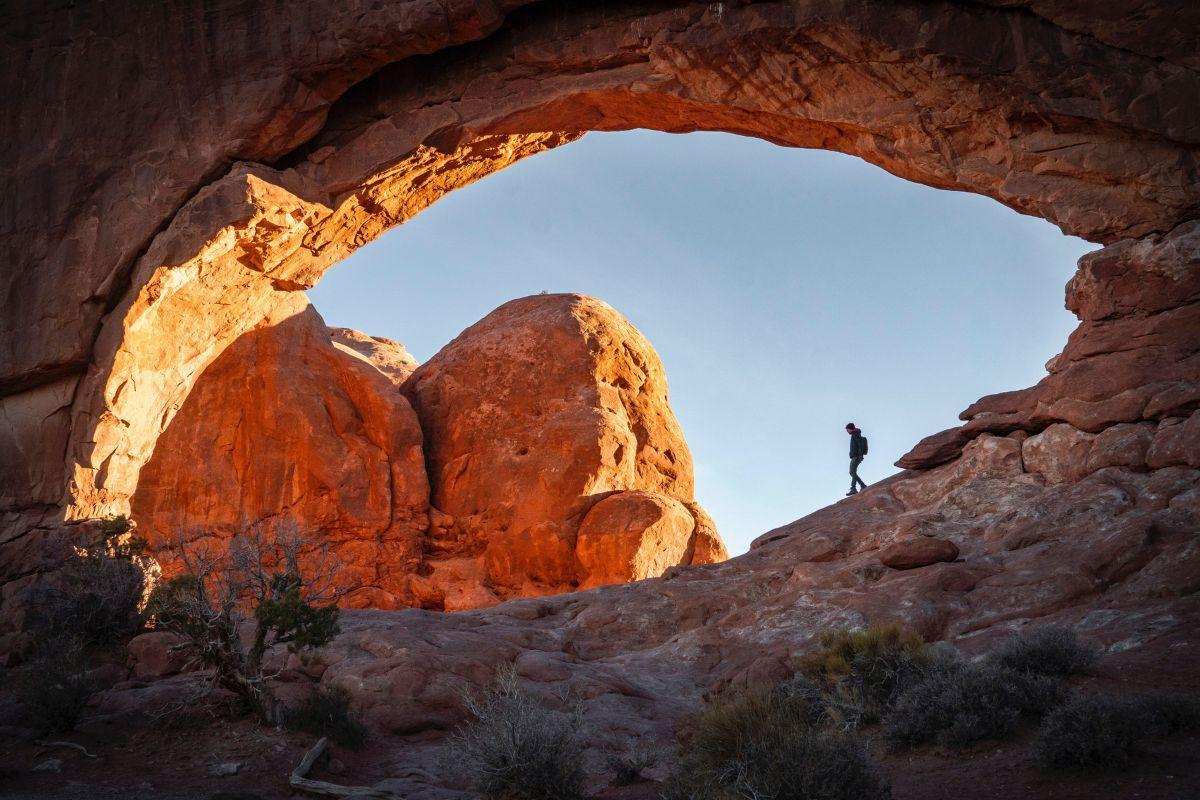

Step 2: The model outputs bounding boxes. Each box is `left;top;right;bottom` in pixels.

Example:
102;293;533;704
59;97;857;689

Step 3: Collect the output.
132;297;431;608
257;426;1198;793
130;293;723;611
330;328;420;386
0;3;1198;791
576;491;698;590
403;294;726;605
901;221;1200;468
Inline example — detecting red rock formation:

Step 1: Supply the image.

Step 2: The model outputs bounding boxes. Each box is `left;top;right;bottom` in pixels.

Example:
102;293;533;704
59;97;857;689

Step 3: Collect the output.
879;537;960;570
402;294;726;604
900;221;1200;469
131;292;722;610
127;631;190;680
329;328;419;386
0;7;1198;792
576;491;698;589
132;297;431;608
5;0;1198;548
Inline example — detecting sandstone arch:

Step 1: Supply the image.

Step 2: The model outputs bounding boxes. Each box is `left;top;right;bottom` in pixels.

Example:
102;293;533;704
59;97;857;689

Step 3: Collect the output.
2;1;1199;645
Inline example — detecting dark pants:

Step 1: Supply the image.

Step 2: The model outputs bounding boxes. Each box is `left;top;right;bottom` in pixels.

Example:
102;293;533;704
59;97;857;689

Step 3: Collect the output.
849;456;867;492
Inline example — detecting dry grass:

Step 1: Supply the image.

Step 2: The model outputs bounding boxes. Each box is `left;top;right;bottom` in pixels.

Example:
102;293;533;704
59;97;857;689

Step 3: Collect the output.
798;623;932;725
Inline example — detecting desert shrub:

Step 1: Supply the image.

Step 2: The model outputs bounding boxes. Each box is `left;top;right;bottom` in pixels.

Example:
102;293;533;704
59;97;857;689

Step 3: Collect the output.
145;524;348;724
799;624;930;726
26;516;149;647
446;666;585;800
676;682;823;781
283;686;366;749
989;626;1097;678
777;675;832;725
668;681;889;800
1033;695;1145;770
719;732;889;800
1034;692;1200;771
799;624;927;679
884;657;1069;748
1134;693;1200;735
16;634;93;735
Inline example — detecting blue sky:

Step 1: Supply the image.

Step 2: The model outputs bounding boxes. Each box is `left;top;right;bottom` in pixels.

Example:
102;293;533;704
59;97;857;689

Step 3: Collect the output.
307;130;1095;556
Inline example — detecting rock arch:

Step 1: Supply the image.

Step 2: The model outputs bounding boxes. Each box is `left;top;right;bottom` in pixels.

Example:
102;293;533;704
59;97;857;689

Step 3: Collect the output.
2;1;1198;645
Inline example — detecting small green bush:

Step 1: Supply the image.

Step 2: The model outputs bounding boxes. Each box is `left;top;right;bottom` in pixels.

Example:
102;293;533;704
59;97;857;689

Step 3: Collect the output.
17;634;93;735
446;667;585;800
283;686;367;749
884;658;1069;748
668;681;889;800
989;626;1097;678
727;732;890;800
675;682;824;782
145;525;346;725
777;675;832;726
1033;695;1144;770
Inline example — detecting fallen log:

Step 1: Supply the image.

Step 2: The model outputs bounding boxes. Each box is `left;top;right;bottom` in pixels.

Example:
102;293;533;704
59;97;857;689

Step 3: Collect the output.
35;740;98;758
289;737;391;798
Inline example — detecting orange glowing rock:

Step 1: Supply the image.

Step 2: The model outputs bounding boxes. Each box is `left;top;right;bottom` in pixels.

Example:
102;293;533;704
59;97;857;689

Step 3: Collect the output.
132;292;725;610
132;296;430;608
403;294;727;601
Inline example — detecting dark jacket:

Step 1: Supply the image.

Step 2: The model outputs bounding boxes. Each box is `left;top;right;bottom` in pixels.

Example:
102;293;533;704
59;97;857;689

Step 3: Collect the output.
849;430;866;459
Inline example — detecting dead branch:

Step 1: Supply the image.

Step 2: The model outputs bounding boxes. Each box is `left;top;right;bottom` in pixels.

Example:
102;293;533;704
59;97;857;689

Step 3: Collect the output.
289;737;391;798
35;740;98;758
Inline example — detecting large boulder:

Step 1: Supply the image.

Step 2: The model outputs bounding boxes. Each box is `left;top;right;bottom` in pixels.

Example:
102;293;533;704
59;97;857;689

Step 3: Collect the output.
576;491;697;590
329;328;420;386
879;537;961;570
402;294;726;600
127;631;191;680
132;292;725;612
132;297;431;608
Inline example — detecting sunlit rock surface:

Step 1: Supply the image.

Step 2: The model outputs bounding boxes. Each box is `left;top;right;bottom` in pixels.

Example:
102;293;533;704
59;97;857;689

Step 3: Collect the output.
132;296;431;608
403;294;727;605
305;431;1199;785
0;1;1198;793
131;293;725;611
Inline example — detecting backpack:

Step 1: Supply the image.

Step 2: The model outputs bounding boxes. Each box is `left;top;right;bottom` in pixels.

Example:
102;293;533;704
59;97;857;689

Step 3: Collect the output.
860;435;869;456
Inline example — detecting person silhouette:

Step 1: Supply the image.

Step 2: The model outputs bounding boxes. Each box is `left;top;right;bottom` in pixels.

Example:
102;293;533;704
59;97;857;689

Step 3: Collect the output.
845;422;868;495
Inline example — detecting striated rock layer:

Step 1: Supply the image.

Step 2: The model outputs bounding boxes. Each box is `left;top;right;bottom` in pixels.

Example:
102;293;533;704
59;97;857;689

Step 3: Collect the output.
899;221;1200;469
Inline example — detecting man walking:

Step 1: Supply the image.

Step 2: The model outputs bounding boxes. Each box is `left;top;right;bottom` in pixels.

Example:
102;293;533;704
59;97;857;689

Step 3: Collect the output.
845;422;868;495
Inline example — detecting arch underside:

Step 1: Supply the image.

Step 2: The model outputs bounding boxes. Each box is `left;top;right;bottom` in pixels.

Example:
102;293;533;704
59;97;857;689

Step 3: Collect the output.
1;0;1199;639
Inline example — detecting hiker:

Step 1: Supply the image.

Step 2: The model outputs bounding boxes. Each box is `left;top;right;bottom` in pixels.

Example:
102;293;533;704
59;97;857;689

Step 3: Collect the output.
845;422;868;495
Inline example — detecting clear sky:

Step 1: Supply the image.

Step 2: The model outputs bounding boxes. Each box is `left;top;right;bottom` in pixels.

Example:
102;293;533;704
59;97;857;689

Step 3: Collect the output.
307;130;1095;556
